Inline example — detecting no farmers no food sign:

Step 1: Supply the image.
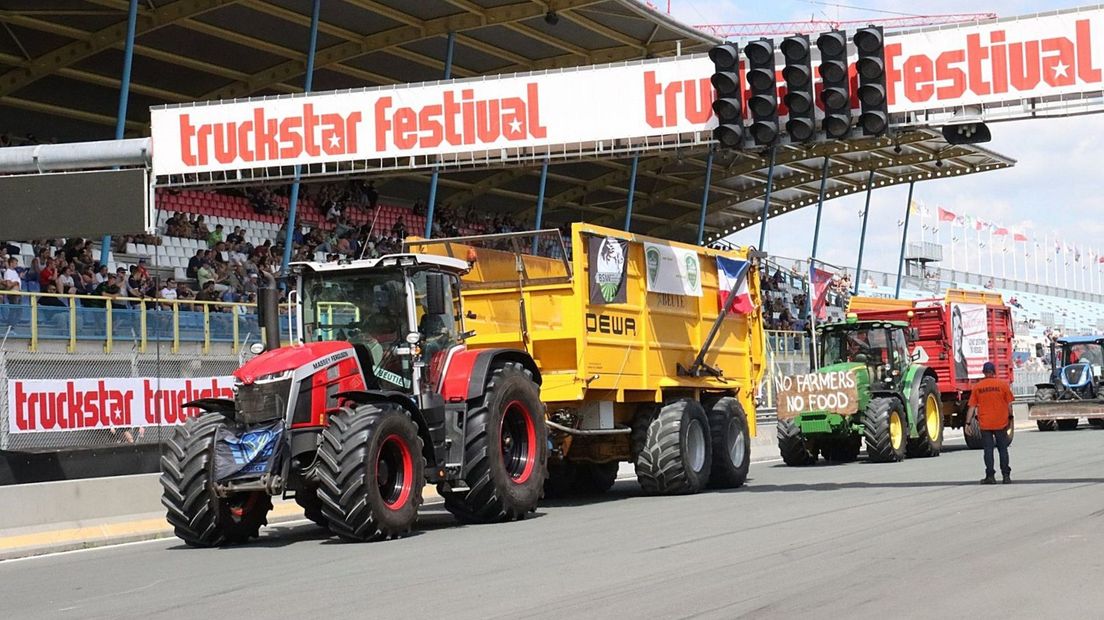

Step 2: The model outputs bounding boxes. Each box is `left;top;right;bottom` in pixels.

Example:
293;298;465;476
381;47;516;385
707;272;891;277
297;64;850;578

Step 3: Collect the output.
777;370;860;420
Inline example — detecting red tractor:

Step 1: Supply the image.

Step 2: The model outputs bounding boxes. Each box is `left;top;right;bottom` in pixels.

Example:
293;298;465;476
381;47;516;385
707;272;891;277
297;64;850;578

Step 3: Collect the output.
160;254;546;545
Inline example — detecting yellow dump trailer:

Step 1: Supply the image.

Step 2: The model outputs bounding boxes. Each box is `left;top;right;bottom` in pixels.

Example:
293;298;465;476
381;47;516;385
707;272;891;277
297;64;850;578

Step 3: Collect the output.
407;223;765;496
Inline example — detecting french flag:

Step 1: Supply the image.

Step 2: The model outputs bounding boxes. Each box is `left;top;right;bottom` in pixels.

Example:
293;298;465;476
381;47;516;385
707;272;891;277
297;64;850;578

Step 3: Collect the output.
716;256;754;315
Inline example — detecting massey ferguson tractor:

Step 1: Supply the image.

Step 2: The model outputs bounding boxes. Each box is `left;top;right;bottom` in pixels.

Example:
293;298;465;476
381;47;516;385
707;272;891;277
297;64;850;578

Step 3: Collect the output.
160;253;546;545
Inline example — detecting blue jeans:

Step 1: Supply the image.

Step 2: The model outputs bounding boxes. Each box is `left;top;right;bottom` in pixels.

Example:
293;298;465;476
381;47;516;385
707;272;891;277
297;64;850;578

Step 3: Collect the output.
981;429;1011;477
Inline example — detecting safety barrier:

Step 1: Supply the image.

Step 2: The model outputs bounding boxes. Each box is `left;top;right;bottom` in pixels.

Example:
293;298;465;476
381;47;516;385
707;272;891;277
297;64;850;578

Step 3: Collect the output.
0;290;292;353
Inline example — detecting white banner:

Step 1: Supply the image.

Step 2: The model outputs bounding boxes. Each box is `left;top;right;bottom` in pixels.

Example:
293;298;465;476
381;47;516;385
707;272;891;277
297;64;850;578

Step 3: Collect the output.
7;377;235;434
643;242;702;297
149;7;1104;177
951;303;990;380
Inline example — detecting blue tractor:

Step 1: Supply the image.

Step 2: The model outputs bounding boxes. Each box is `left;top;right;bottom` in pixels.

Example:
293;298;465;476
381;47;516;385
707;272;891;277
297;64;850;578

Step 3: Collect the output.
1029;336;1104;431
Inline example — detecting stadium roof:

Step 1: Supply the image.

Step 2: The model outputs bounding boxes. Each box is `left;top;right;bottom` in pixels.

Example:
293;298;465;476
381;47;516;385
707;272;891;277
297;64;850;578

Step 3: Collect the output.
0;1;1016;244
0;0;712;141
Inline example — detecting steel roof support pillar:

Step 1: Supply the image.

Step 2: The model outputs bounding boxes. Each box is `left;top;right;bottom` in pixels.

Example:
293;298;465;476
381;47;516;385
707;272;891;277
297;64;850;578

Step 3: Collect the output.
281;0;321;275
531;157;549;253
757;145;778;251
102;0;139;267
424;31;456;239
810;156;830;260
696;149;714;245
894;181;916;299
623;154;640;232
853;169;876;296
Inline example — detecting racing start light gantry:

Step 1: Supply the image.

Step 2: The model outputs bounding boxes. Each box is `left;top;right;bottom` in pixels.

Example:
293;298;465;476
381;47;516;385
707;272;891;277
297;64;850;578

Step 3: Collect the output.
781;34;815;143
854;26;889;136
709;42;745;149
744;38;779;146
816;30;851;140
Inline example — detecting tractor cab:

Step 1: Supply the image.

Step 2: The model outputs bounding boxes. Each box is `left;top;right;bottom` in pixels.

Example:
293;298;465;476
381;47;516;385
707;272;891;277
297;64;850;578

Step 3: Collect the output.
819;318;912;388
292;253;468;396
1051;336;1104;398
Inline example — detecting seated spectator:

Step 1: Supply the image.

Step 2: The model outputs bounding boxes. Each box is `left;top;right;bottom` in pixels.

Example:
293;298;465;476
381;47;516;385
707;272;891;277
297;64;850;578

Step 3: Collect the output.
38;282;66;307
197;262;230;294
56;265;77;296
196;280;222;303
86;274;121;308
391;216;407;239
226;226;245;246
193;215;210;241
207;224;225;246
186;249;206;279
94;263;110;285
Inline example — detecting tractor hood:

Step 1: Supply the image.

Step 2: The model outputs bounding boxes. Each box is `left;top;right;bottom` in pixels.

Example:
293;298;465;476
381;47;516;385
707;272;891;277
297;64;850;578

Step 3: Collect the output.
235;341;354;384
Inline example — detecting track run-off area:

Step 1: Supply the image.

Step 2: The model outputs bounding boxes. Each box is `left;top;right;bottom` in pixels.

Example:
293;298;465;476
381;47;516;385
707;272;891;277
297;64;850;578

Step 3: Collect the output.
3;426;1102;619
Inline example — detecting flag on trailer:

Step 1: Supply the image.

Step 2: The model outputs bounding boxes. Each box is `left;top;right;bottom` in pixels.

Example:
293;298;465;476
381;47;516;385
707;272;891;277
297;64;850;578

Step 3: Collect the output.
810;267;834;320
938;207;956;222
716;256;754;315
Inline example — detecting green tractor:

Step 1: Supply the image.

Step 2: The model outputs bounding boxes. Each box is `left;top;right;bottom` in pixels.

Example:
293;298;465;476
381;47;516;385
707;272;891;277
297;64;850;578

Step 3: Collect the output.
776;317;943;465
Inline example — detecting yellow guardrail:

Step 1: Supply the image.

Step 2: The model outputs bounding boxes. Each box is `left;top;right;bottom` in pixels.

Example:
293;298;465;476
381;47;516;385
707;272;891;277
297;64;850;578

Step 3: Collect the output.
0;290;262;354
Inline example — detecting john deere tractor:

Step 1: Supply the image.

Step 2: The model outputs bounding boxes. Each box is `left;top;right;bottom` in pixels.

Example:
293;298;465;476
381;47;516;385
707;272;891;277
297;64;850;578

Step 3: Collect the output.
776;317;942;465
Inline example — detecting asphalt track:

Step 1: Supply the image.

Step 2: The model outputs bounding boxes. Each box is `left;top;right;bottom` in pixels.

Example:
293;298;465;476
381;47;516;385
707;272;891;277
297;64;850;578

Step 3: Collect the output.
4;427;1104;620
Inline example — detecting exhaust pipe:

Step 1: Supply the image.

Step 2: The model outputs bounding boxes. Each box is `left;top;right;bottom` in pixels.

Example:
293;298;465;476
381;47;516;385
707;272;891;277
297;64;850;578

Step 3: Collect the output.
258;286;281;352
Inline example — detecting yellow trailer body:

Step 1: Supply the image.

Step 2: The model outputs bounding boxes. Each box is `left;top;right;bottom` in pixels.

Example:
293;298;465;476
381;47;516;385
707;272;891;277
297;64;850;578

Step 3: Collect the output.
408;223;765;473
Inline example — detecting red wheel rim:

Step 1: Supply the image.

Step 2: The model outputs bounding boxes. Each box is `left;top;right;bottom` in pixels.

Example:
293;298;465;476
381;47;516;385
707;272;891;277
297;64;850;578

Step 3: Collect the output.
500;400;537;484
377;434;413;510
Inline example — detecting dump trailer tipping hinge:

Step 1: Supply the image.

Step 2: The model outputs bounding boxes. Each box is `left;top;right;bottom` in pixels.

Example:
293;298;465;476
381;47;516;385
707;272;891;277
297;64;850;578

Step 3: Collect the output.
678;250;764;379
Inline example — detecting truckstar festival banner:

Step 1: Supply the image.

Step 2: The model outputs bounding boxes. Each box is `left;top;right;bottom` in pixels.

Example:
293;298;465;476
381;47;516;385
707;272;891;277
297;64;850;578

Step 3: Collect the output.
149;7;1104;178
7;377;234;434
951;303;990;380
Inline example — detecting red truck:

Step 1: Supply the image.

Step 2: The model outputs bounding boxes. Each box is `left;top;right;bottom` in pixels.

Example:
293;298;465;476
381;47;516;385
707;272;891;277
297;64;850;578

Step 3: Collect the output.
848;289;1015;449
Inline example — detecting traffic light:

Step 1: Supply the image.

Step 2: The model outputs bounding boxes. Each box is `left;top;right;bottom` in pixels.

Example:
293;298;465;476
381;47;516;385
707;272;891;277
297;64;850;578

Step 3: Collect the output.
744;38;778;145
780;34;815;142
816;30;850;139
854;26;888;135
709;42;744;148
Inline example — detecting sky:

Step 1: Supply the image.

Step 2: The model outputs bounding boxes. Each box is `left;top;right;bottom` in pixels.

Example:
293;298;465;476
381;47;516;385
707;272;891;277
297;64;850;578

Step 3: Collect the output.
663;0;1104;286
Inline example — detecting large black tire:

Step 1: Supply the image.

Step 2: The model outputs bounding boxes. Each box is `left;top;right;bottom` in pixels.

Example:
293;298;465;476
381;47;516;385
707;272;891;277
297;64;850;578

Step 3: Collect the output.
1057;418;1079;431
543;460;578;499
160;413;272;547
964;412;983;449
441;362;547;523
636;399;712;494
1035;388;1058;431
543;461;619;497
1089;418;1104;429
864;397;908;462
315;404;425;542
777;417;817;466
295;487;328;528
705;397;751;488
906;377;944;458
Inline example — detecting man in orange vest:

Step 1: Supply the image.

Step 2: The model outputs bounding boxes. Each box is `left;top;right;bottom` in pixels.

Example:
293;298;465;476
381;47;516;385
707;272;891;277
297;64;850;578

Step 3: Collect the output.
968;361;1015;484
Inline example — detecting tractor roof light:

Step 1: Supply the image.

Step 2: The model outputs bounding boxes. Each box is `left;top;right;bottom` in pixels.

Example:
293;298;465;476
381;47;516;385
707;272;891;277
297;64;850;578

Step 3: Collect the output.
846;313;859;324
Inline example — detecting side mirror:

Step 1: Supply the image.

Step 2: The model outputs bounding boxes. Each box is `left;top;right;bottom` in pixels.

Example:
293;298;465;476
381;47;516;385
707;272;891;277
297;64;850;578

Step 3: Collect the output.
911;350;923;361
425;272;447;316
907;327;920;342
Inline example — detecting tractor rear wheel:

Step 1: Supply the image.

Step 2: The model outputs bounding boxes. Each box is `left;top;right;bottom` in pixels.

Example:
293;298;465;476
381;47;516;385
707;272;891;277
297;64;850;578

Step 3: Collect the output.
441;362;547;523
1057;418;1079;431
906;377;944;458
777;417;817;466
705;397;750;488
636;399;712;494
316;404;424;542
160;412;272;547
864;397;908;462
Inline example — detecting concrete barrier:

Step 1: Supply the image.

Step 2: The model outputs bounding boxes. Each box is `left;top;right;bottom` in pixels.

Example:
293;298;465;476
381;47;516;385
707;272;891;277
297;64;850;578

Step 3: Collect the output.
0;473;164;531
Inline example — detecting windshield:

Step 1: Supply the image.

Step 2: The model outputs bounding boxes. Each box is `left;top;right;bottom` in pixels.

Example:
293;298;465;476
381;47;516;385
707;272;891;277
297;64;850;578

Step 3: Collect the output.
300;270;412;391
1063;343;1104;370
821;327;890;367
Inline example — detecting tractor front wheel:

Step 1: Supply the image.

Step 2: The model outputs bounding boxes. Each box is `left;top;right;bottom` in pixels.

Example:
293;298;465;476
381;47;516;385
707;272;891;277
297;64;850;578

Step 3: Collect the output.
315;404;424;542
441;362;547;522
777;417;817;466
636;399;713;494
160;413;272;547
1035;388;1058;431
864;397;908;462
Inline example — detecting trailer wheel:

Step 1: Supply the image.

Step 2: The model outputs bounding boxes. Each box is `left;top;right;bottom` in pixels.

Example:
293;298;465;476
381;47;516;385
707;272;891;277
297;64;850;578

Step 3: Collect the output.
964;412;983;449
777;417;817;466
705;397;750;488
576;462;620;494
160;412;272;547
636;399;712;494
1057;418;1079;431
1089;419;1104;429
1035;388;1058;431
906;377;943;458
823;435;861;463
864;397;908;462
441;362;547;523
316;404;424;542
